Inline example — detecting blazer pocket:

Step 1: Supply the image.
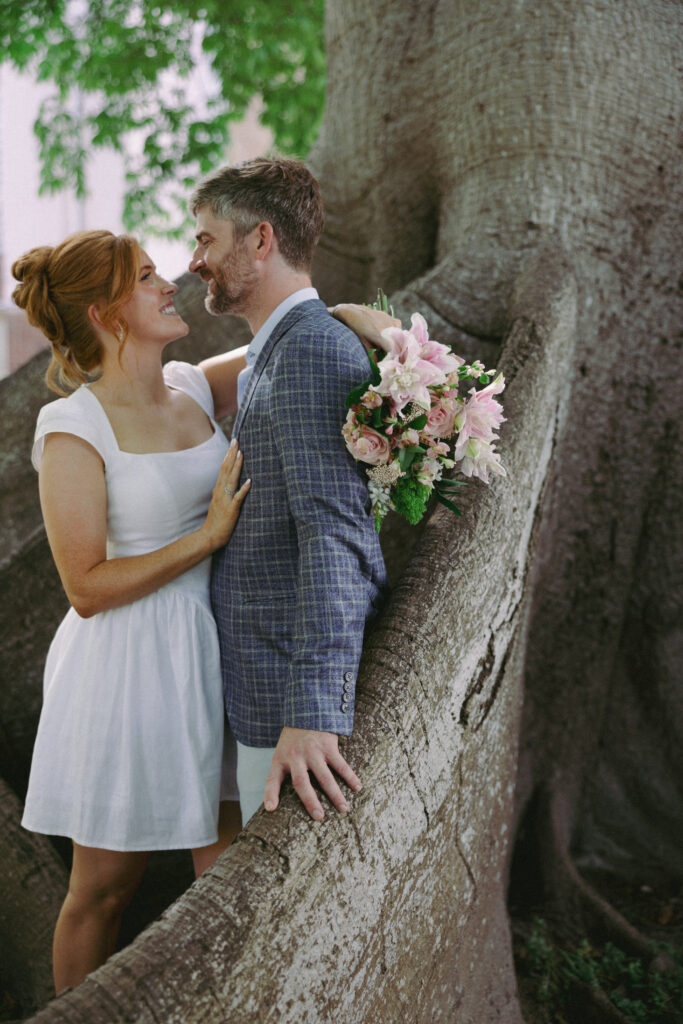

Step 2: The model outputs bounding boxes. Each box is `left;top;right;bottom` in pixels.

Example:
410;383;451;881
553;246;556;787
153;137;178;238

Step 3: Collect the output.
243;586;297;606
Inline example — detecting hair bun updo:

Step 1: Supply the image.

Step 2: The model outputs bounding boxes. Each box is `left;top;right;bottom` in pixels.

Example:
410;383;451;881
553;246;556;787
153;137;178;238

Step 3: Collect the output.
11;230;140;395
11;246;66;347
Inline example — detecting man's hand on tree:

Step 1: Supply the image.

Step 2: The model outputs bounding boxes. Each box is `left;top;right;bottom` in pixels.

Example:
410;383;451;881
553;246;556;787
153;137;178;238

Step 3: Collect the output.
264;727;362;821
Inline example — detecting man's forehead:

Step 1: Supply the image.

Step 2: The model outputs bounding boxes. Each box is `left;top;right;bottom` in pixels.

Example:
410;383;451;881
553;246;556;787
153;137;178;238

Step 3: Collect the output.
195;208;234;238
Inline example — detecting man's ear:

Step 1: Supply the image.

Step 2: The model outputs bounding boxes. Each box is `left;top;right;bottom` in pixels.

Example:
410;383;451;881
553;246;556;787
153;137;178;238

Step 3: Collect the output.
253;221;275;260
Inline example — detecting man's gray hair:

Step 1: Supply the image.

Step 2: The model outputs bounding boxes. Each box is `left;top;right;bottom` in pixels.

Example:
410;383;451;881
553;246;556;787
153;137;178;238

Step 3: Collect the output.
189;158;324;269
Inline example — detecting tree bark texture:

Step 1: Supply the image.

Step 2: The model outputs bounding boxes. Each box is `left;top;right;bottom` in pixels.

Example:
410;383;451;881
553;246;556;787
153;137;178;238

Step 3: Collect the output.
0;776;67;1014
1;0;680;1019
311;0;683;934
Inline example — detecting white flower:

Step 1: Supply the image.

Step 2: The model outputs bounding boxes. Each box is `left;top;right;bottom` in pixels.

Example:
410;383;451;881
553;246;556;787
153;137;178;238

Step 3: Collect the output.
455;438;507;483
416;458;444;487
367;460;403;485
367;478;394;525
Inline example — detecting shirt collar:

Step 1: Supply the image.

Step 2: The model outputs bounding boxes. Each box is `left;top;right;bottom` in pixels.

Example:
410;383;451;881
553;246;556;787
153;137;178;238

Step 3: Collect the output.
248;287;319;360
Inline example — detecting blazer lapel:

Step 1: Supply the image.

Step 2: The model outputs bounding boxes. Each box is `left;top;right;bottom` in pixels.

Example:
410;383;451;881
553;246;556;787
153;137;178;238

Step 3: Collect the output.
232;299;324;440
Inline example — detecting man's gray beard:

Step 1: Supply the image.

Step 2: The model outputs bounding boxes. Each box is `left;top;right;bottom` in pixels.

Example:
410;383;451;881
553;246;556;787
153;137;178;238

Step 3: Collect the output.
203;250;256;317
203;289;232;317
204;282;250;317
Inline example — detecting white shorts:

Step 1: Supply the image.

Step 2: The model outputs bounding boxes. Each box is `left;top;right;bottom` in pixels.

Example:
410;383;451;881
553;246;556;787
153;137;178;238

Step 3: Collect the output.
235;741;277;824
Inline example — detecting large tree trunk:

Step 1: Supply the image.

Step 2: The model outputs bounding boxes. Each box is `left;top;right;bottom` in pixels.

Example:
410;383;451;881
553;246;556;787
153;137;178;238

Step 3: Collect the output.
312;0;683;944
1;0;680;1019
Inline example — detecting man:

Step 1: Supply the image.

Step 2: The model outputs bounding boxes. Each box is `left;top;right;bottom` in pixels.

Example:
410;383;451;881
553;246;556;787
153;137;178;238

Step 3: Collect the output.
189;158;388;823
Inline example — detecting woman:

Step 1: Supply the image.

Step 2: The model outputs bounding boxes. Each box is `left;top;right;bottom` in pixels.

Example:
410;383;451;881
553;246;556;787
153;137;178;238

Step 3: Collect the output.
12;229;394;991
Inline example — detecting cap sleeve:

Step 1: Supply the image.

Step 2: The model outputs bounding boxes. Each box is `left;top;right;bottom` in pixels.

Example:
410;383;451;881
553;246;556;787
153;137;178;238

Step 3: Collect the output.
164;361;215;418
32;390;108;471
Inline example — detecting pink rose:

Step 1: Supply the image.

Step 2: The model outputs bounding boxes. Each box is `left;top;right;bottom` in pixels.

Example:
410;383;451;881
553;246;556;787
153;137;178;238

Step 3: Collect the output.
343;411;392;465
423;395;457;438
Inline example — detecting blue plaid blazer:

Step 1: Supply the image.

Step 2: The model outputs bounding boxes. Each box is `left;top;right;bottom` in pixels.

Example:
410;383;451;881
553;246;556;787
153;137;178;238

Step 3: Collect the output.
210;299;389;747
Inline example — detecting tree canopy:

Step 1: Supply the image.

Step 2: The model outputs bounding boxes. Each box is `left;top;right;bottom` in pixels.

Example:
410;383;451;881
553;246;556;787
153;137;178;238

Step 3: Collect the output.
0;0;325;236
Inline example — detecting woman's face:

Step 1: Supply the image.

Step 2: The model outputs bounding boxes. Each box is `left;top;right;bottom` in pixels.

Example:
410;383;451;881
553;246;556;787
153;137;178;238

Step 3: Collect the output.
119;248;189;346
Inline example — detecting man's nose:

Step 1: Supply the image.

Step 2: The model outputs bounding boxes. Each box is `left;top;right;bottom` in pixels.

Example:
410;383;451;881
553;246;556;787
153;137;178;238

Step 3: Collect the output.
189;251;204;274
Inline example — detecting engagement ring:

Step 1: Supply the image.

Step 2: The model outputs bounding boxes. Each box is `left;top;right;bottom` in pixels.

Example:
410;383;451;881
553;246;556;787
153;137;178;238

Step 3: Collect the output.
224;487;235;497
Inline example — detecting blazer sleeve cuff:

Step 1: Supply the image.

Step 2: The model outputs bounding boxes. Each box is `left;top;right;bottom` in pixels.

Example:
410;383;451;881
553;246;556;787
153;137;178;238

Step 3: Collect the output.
283;669;358;736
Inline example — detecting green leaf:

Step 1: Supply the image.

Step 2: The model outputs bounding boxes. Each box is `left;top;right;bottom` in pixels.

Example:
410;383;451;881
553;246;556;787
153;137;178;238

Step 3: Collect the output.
0;0;326;236
410;413;428;430
436;493;463;516
436;479;468;490
345;381;373;409
398;445;424;472
367;347;382;385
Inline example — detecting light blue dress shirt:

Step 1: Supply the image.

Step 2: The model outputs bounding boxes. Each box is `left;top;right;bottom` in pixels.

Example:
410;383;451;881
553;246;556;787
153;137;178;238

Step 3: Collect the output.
236;287;319;408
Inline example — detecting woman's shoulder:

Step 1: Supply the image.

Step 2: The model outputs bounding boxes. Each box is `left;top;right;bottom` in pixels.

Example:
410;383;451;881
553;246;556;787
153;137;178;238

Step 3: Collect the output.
35;385;96;429
33;387;108;471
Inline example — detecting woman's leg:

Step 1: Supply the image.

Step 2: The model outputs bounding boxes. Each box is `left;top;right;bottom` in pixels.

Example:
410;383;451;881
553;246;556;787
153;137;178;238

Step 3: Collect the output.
191;799;242;877
53;844;149;993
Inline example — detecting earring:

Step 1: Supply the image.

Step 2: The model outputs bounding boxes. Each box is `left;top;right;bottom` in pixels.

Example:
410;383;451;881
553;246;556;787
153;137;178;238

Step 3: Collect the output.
115;325;124;341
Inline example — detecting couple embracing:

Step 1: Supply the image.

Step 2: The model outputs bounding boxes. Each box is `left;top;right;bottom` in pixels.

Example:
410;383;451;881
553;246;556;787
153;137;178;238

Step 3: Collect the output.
14;158;391;990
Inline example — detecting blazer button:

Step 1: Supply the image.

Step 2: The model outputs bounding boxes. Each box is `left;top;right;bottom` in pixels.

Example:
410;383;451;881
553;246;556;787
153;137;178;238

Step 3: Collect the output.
341;702;349;713
344;671;353;683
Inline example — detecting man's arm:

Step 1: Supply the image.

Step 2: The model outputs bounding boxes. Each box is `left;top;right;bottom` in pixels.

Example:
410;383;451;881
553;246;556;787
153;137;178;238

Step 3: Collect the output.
264;319;380;818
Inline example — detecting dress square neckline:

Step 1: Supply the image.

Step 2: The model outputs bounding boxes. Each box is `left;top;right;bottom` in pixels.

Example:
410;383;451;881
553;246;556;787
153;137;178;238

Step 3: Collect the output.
81;381;218;457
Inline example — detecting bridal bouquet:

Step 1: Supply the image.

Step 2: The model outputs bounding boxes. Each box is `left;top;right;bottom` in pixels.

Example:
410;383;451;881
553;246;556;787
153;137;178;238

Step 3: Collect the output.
343;296;507;531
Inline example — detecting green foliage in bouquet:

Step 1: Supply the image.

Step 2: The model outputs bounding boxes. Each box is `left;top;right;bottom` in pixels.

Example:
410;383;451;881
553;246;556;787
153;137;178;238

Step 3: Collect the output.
391;477;431;525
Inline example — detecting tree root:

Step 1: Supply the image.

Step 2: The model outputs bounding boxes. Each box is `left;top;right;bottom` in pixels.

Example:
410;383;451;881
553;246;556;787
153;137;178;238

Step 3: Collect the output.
0;776;68;1015
565;979;632;1024
513;783;655;959
545;786;653;958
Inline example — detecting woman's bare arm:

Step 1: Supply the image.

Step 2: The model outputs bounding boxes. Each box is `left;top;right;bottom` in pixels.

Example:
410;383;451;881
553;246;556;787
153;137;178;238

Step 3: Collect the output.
199;346;249;420
39;433;249;618
330;304;400;352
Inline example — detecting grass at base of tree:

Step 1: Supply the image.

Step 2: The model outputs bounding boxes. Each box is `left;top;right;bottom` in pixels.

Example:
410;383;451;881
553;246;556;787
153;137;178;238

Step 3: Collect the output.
517;918;682;1023
512;870;683;1024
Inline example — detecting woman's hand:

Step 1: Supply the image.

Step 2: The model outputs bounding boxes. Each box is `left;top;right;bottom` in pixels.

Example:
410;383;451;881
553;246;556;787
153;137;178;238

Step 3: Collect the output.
332;303;401;354
200;440;251;551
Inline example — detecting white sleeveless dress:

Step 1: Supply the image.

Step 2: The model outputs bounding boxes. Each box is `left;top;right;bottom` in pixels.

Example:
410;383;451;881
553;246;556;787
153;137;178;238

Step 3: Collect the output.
21;362;234;851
